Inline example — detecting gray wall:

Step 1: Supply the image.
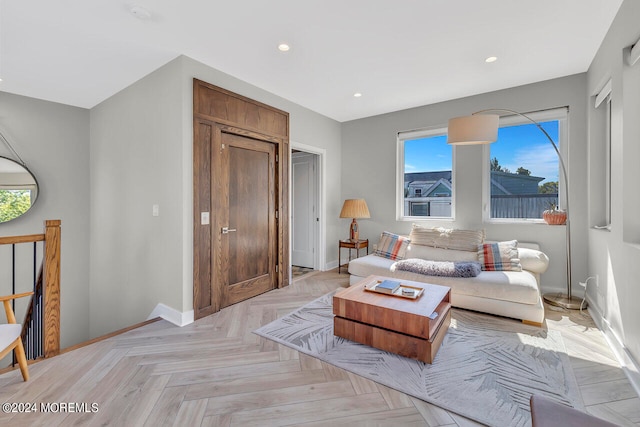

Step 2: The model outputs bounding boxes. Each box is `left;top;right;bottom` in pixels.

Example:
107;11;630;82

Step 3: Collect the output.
341;74;589;297
0;92;90;349
88;55;342;336
586;0;640;383
89;58;185;337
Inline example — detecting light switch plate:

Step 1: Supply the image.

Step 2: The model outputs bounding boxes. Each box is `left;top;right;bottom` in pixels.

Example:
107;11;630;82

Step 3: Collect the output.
152;204;159;217
201;212;210;225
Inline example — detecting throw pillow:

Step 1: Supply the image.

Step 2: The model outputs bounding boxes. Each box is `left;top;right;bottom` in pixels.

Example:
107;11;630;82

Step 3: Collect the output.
374;232;410;260
517;247;549;273
409;225;485;252
478;240;522;271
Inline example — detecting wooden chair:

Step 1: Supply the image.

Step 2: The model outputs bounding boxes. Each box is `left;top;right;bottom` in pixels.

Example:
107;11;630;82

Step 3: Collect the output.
0;291;33;381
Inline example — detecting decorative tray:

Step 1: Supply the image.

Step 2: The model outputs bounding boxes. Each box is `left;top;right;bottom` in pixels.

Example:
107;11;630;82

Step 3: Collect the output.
363;280;424;300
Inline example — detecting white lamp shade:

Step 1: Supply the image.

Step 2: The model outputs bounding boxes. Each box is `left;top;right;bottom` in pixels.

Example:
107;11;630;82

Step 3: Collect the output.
447;114;499;145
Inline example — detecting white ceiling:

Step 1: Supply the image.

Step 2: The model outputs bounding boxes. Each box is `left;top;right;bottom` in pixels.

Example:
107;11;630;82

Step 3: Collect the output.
0;1;623;122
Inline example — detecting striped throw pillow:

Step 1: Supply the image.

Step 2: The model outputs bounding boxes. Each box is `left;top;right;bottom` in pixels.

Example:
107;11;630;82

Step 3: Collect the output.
374;232;410;260
478;240;522;271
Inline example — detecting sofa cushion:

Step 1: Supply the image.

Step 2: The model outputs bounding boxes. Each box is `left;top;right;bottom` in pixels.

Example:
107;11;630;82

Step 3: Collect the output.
349;253;396;278
478;240;522;271
374;231;410;260
409;225;485;252
407;244;480;262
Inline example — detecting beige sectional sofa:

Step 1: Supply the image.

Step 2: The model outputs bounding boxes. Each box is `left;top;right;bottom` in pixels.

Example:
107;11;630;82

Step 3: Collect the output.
348;236;549;325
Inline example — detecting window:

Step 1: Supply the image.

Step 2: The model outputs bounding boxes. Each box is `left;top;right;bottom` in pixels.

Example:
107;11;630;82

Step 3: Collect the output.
484;108;568;221
622;53;640;242
593;80;612;227
397;128;453;220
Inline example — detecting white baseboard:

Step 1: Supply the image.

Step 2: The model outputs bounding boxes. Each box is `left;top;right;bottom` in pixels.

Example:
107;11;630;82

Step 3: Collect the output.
326;260;338;271
148;303;194;327
586;295;640;397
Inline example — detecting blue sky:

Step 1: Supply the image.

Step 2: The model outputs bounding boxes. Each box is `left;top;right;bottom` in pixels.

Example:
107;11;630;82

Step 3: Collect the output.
404;121;559;184
404;135;450;172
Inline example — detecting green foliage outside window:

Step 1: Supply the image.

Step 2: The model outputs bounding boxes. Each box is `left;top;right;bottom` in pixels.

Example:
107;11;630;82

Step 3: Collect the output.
538;181;559;194
0;190;32;222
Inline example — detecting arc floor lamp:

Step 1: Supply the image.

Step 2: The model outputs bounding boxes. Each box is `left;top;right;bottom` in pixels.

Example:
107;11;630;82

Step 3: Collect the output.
447;109;583;310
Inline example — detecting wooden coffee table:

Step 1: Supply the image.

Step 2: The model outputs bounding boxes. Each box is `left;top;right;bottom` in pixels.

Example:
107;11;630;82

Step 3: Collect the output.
333;275;451;363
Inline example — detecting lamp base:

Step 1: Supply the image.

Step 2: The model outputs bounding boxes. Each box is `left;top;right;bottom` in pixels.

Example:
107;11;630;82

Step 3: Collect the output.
542;292;586;310
349;219;359;241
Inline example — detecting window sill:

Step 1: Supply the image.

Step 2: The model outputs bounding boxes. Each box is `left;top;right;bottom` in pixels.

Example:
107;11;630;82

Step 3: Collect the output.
483;219;557;225
399;217;455;222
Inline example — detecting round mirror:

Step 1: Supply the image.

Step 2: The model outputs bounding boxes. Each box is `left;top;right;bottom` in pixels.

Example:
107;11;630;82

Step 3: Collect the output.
0;156;39;223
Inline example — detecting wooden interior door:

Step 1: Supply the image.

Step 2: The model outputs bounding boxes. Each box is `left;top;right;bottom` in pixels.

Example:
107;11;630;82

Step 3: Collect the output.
193;79;289;320
214;131;276;308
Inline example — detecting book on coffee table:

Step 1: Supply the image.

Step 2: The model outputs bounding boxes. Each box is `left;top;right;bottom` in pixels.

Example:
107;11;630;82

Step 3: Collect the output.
376;279;401;294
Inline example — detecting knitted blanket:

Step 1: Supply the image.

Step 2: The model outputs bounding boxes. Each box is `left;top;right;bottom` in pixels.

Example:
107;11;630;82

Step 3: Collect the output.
391;258;481;278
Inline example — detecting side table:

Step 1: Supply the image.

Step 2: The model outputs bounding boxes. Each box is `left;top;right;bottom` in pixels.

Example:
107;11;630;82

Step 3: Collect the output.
338;239;368;274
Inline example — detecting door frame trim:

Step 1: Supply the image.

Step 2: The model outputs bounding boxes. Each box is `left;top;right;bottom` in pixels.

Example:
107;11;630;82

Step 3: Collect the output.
290;141;326;272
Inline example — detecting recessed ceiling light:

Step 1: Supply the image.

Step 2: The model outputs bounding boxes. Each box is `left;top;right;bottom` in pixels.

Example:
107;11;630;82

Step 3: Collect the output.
485;56;498;63
353;92;362;98
278;43;290;52
130;6;151;20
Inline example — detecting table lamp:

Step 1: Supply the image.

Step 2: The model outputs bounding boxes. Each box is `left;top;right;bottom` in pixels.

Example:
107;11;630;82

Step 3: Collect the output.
339;199;370;241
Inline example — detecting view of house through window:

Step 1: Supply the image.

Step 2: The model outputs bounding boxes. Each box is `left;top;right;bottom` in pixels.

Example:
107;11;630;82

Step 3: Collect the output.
487;109;566;221
398;131;453;219
397;110;565;222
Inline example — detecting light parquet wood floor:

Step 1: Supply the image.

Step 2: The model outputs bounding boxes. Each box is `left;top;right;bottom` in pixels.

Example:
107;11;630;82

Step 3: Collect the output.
0;270;638;426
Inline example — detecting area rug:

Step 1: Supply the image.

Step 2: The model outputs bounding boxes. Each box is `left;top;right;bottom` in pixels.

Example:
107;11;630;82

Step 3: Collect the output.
254;291;583;427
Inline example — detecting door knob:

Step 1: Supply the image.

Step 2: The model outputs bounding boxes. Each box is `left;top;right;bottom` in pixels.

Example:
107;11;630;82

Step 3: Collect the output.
221;227;237;234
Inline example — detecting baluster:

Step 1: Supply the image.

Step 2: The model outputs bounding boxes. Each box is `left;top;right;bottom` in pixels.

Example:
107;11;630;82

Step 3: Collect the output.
44;220;61;358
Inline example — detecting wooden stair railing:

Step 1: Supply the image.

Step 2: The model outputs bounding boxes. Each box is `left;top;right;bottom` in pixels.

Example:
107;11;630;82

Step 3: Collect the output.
20;265;44;359
43;220;61;358
0;220;61;361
